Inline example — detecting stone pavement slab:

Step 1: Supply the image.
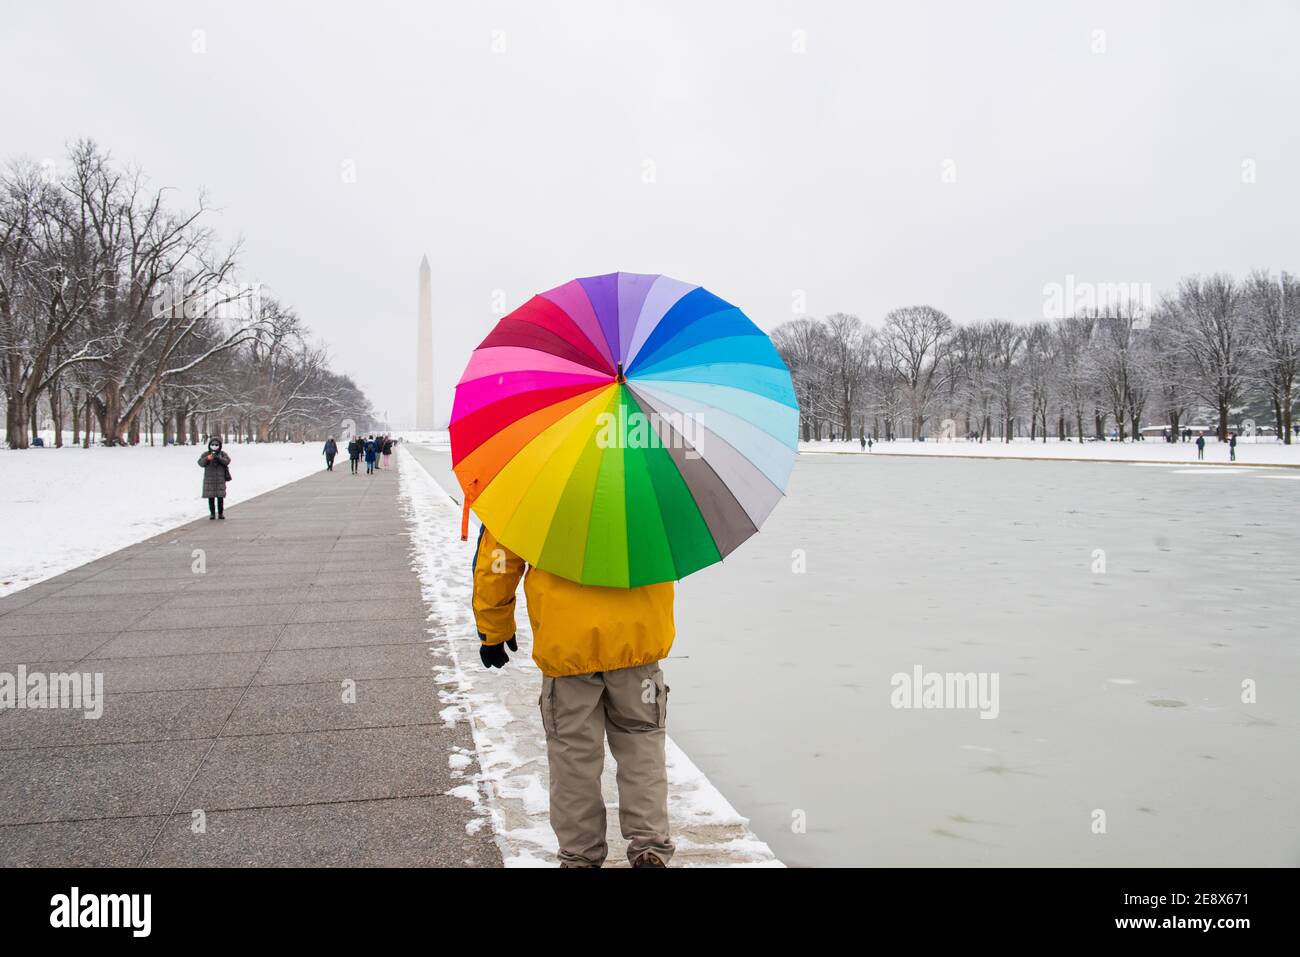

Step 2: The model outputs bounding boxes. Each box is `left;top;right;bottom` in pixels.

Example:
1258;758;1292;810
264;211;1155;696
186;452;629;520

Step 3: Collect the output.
0;459;499;867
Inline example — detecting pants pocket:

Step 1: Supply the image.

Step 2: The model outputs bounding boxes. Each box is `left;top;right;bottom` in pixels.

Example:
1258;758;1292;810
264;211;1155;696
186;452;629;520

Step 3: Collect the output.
539;676;557;737
653;669;669;729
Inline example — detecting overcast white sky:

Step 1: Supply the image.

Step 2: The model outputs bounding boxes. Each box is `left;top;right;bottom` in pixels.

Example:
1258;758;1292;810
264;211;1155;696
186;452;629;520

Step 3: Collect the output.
7;1;1298;425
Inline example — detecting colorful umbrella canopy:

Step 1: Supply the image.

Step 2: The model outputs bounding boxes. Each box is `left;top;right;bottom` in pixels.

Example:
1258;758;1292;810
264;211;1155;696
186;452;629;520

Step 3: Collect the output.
450;272;798;587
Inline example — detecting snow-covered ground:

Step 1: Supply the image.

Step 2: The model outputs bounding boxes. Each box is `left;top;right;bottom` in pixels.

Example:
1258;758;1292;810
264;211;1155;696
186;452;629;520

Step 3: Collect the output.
0;443;326;596
802;436;1300;466
397;444;780;867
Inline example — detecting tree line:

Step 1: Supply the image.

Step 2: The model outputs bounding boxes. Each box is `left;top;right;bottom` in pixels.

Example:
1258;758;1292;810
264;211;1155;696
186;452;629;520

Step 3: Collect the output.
773;275;1299;445
0;140;375;450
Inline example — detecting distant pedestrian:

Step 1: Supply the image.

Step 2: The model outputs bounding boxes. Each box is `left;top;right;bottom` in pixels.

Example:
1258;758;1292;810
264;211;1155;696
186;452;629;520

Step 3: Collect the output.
364;435;378;474
867;437;873;451
1229;432;1237;462
348;435;363;474
323;437;338;471
382;436;393;468
859;435;866;451
199;437;231;520
1196;434;1205;460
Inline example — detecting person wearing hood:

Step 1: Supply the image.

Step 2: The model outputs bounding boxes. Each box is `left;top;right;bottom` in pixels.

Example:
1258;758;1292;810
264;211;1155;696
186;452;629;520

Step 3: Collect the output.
199;437;231;520
347;435;363;474
363;435;379;474
323;437;338;471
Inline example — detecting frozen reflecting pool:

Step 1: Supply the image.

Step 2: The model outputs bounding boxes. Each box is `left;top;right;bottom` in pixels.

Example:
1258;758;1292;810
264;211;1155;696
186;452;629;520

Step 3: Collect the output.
412;445;1300;867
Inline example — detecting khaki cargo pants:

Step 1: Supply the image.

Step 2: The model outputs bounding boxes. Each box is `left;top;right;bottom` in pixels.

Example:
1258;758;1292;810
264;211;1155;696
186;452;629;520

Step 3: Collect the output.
539;661;674;867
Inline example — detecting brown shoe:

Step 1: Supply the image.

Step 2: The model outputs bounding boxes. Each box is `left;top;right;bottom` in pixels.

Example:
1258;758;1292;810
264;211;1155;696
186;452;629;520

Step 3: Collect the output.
631;852;667;868
559;861;601;868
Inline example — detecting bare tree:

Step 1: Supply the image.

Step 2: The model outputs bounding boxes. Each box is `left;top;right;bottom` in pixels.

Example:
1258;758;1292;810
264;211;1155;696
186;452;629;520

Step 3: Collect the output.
1053;315;1095;441
1165;275;1247;441
66;142;265;444
769;270;1293;450
1243;270;1300;443
1091;308;1154;441
1146;306;1192;441
984;320;1025;441
880;305;952;439
773;318;836;440
821;313;872;441
2;141;373;448
0;161;105;448
1022;322;1055;441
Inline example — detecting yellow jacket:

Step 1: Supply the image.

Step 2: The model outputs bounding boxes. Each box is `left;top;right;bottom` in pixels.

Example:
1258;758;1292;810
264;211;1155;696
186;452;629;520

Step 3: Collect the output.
471;526;675;677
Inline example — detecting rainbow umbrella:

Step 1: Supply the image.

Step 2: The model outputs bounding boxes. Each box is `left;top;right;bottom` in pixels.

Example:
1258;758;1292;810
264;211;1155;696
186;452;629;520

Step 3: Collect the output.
450;272;798;587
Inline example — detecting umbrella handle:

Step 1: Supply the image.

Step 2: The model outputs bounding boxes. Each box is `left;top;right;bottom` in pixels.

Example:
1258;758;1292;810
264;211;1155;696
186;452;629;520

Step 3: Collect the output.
460;500;470;541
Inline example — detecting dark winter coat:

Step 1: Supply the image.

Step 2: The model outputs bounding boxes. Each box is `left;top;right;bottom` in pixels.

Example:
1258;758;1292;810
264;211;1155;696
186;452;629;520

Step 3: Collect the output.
382;438;393;454
364;440;378;463
348;439;363;459
199;448;231;498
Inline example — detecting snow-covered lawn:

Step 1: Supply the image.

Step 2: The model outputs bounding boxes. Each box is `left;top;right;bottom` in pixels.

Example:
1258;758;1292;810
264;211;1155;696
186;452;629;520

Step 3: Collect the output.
802;436;1300;466
800;434;1300;465
0;443;325;596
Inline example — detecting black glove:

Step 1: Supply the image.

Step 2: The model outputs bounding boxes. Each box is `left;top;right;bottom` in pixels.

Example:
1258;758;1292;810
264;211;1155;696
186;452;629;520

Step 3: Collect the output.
479;634;518;669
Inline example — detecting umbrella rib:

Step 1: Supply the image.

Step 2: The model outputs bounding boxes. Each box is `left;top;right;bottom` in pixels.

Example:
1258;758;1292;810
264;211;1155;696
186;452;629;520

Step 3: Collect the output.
622;384;693;582
470;386;615;556
630;381;789;512
627;382;758;559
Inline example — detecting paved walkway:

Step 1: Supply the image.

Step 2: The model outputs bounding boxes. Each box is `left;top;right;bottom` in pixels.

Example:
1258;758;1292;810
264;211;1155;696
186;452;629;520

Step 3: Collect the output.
0;460;499;866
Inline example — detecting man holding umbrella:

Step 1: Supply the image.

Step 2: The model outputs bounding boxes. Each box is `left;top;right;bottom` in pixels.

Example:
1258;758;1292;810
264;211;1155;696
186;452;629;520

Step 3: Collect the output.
456;272;798;869
473;530;676;868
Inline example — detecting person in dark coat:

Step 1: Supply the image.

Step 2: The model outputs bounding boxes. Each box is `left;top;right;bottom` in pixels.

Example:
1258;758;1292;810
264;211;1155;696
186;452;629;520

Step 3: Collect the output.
1229;432;1237;461
199;437;231;519
323;437;338;471
364;435;379;474
1196;434;1205;460
381;435;393;469
347;436;363;475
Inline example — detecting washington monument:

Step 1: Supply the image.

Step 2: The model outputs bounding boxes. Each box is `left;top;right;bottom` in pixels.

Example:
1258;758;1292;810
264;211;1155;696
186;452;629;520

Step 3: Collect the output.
416;254;435;429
